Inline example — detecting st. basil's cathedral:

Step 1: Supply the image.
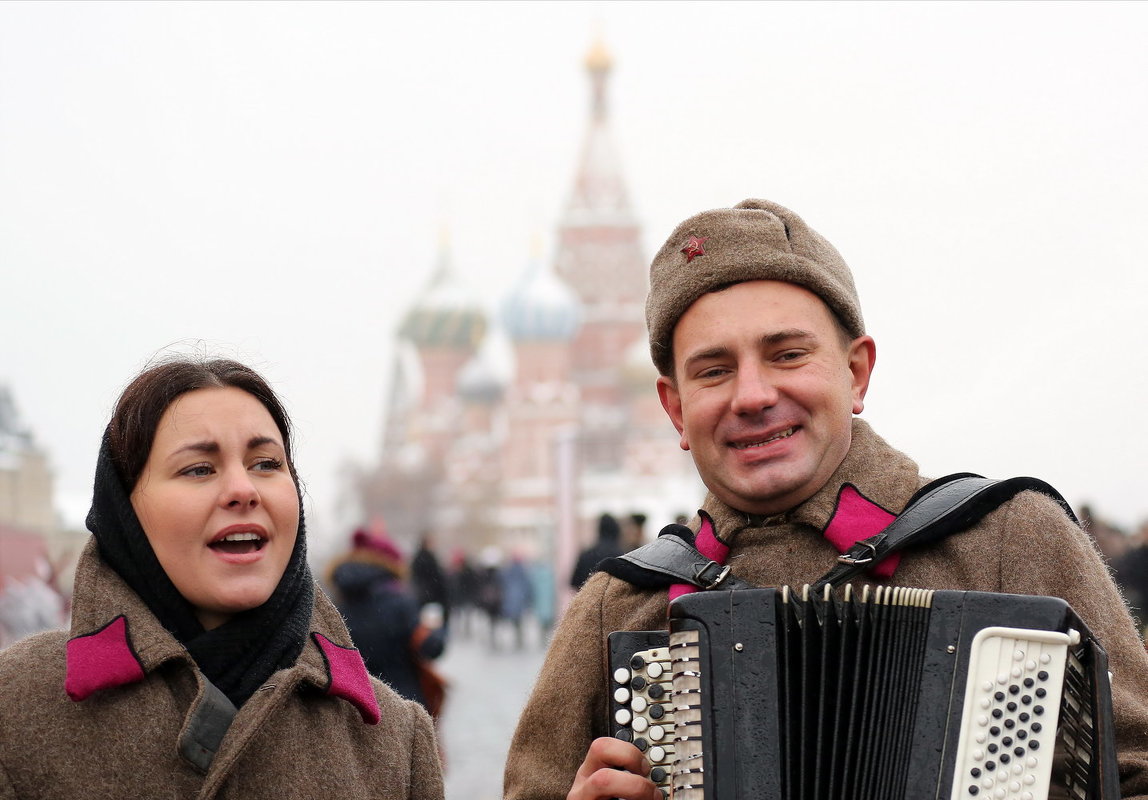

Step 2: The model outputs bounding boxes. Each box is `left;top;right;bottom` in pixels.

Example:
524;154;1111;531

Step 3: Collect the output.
355;40;701;586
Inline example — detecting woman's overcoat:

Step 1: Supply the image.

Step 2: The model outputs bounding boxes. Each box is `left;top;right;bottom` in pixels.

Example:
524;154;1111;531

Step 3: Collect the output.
0;539;444;800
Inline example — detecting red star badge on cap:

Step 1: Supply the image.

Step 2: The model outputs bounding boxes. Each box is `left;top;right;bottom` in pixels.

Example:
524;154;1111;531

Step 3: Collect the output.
681;236;707;262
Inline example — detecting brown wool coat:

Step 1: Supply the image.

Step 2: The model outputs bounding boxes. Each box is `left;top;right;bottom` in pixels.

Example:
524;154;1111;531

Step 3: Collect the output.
0;540;444;800
504;419;1148;800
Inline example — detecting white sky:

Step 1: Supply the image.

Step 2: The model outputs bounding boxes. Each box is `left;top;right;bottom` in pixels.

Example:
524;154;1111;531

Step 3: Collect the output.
1;1;1146;544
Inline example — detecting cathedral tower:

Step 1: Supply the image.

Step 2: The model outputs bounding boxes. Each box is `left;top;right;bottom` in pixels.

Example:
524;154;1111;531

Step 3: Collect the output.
554;38;649;456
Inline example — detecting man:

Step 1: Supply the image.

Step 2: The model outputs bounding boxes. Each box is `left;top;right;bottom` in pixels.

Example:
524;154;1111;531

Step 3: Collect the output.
503;199;1148;800
570;514;626;590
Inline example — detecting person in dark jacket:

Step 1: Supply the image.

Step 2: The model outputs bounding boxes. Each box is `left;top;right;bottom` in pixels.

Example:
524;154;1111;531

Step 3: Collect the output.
410;532;451;629
569;513;625;589
328;527;445;715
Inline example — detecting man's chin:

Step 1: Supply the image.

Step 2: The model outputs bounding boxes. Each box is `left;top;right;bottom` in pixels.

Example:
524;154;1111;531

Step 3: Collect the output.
719;471;819;515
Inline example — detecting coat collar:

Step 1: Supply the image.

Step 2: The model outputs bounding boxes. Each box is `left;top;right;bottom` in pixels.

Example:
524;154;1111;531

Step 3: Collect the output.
64;538;379;724
700;418;924;545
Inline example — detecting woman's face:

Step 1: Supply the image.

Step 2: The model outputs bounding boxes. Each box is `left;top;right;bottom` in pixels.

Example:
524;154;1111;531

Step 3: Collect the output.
130;386;300;630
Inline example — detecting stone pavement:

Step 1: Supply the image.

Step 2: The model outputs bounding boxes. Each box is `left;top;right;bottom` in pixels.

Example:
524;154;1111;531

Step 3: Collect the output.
437;614;549;800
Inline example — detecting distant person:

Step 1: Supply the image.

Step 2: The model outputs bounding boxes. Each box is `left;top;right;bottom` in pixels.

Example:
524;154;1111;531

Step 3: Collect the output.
447;548;480;638
527;557;556;640
475;547;503;648
1080;503;1131;563
0;356;442;798
328;527;447;718
0;569;66;648
498;554;536;650
1112;522;1148;637
411;532;451;629
620;512;648;551
569;513;624;589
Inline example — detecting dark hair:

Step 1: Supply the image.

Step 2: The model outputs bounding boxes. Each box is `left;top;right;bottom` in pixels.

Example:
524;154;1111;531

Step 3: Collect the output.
598;513;621;542
107;357;298;490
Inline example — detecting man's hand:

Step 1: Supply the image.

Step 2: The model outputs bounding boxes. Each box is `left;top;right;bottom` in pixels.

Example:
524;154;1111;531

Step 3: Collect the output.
566;737;662;800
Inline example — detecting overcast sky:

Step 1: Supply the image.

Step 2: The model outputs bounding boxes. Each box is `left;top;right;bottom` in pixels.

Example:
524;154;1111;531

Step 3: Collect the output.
1;1;1145;546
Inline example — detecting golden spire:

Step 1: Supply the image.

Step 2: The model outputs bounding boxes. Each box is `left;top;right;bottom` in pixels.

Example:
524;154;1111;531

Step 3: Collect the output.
584;33;612;74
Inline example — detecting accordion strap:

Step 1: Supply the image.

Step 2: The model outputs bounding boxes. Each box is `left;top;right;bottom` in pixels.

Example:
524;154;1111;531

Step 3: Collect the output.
598;521;756;591
812;473;1077;590
599;473;1076;594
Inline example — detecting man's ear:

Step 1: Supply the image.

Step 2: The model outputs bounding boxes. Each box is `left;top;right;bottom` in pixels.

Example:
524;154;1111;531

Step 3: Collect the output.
656;375;690;451
848;335;877;415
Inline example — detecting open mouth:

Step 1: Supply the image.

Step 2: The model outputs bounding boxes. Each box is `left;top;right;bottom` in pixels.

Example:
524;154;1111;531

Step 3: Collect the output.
730;427;796;450
209;532;266;556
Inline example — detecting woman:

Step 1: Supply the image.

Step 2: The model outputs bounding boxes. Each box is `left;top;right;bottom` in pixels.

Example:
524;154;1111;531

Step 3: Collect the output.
0;357;444;799
328;526;447;718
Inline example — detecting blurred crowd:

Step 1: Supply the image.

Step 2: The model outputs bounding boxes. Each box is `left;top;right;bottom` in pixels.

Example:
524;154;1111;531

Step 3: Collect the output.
3;503;1147;667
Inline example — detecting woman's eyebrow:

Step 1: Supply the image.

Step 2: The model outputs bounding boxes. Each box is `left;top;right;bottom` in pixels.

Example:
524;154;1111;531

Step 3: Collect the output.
173;440;219;457
170;436;281;457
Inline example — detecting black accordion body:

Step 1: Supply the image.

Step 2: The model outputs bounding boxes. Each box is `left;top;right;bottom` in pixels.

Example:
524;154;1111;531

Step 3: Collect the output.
607;586;1119;800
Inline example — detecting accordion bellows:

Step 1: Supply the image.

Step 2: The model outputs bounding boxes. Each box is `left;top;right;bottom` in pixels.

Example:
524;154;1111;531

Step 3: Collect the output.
607;586;1119;800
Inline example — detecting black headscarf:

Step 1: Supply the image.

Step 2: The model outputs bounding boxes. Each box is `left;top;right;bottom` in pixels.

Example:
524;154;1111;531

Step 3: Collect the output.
85;429;314;707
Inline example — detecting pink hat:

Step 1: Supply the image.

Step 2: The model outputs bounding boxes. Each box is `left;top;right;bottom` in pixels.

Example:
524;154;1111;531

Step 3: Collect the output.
352;528;404;563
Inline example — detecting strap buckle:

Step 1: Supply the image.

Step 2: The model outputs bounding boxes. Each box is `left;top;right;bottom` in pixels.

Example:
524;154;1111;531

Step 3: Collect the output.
694;561;732;589
837;540;879;566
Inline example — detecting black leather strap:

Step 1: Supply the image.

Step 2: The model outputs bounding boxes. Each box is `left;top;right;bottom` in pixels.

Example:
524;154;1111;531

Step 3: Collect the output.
600;474;1076;594
599;525;756;591
812;474;1077;590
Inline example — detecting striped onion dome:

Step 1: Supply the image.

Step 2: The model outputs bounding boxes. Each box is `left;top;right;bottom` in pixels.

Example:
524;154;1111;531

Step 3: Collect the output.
399;238;487;349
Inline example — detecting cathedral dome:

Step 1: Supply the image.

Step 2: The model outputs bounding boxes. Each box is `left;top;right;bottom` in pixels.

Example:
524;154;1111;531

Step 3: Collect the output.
500;252;582;343
399;237;487;349
458;325;514;404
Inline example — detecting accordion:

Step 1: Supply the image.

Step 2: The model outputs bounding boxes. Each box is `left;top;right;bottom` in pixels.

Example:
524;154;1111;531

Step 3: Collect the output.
607;586;1119;800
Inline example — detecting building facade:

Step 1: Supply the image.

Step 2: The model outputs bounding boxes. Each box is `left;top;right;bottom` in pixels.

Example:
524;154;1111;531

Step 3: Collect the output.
0;385;71;646
358;42;701;584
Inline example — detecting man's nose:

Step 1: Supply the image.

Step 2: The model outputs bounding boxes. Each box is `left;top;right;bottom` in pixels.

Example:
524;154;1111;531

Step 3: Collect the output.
730;364;779;415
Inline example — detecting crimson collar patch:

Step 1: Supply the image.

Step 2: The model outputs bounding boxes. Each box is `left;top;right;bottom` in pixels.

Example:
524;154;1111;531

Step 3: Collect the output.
65;615;146;701
313;632;381;724
681;236;708;263
823;484;901;579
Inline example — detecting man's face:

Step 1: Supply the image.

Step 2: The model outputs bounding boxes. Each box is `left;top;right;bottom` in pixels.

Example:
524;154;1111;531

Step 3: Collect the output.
657;280;875;516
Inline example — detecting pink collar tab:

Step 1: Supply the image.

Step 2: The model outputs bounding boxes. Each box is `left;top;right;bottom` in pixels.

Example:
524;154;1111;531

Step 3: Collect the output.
668;487;902;605
312;633;380;725
823;484;900;579
65;615;146;701
669;512;727;601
